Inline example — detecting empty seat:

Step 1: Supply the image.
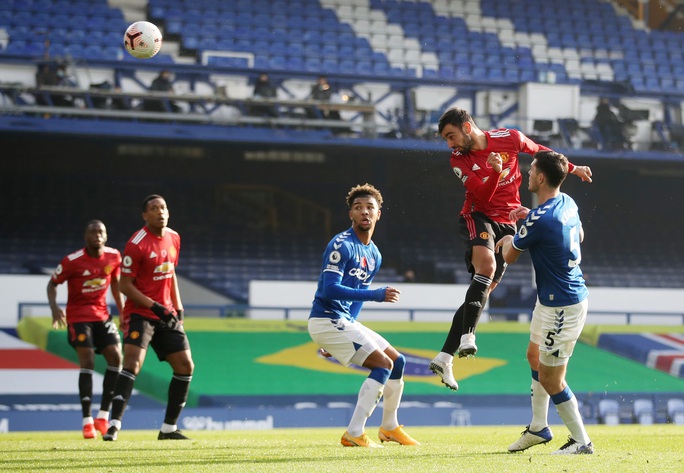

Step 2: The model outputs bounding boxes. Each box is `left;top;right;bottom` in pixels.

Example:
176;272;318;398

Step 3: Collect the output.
667;398;684;424
598;399;620;425
633;398;654;425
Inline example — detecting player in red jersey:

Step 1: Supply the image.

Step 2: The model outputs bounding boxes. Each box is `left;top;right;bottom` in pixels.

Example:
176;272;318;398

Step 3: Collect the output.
103;195;194;441
48;220;124;439
428;108;593;391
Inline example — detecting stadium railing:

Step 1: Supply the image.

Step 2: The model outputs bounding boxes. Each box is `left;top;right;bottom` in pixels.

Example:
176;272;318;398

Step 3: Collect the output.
0;83;381;135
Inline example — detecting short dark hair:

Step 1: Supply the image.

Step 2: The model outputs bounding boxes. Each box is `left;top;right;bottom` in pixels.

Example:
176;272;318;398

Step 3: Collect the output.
346;183;383;209
533;150;568;188
85;219;104;231
438;107;476;134
142;194;164;211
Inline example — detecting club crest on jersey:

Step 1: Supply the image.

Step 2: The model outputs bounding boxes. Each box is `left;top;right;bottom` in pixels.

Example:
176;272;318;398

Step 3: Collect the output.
104;265;113;275
480;231;490;240
78;333;87;342
169;247;177;258
499;152;510;163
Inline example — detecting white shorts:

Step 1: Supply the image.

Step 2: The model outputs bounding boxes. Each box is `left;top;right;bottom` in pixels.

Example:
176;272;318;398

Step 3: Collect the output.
530;298;588;367
308;317;389;367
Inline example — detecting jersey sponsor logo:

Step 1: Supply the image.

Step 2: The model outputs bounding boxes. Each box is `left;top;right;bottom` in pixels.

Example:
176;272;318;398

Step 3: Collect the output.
348;267;371;282
498;167;511;182
153;261;174;280
329;251;341;264
154;261;174;273
123;256;133;267
479;231;490;240
82;278;107;293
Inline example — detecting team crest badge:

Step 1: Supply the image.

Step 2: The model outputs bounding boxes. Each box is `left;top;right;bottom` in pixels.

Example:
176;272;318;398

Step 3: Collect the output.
480;231;490;240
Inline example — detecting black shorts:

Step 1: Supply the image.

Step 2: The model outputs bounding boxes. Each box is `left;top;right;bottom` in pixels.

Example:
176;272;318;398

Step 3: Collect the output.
68;319;121;354
123;313;190;362
458;212;517;283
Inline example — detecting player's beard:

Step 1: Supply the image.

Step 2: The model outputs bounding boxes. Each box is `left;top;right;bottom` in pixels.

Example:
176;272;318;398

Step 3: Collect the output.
459;133;475;154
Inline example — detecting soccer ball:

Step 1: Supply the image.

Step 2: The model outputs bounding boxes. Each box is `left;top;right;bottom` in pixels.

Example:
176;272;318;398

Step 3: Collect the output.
123;21;162;59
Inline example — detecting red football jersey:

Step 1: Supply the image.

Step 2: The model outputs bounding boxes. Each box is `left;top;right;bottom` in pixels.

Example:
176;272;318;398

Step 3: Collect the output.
121;226;180;321
51;247;121;323
450;128;549;224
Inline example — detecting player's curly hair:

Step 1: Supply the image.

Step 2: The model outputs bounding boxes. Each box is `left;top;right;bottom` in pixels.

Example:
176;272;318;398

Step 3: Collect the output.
437;107;476;134
346;183;383;209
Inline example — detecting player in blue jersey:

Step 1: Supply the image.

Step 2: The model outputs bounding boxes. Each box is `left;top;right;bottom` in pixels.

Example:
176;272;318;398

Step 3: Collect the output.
496;150;593;455
308;183;419;448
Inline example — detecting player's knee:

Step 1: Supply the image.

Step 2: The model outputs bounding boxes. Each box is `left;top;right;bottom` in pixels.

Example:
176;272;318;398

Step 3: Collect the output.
390;353;406;379
369;367;391;385
172;357;194;375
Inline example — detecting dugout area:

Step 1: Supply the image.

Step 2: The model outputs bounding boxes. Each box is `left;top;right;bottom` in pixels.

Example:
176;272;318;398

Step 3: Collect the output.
13;316;684;431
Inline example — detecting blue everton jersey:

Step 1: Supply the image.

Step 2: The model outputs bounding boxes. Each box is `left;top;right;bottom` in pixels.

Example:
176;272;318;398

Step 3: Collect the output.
310;228;382;321
512;193;588;307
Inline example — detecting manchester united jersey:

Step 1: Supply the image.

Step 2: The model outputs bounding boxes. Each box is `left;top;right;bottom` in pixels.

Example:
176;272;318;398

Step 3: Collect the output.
121;226;180;321
450;128;549;223
51;247;121;323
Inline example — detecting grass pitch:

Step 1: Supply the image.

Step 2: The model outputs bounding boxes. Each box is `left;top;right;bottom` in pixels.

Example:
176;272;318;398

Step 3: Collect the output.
1;425;682;473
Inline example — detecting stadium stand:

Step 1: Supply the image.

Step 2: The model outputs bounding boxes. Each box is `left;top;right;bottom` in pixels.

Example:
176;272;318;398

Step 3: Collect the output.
1;0;684;305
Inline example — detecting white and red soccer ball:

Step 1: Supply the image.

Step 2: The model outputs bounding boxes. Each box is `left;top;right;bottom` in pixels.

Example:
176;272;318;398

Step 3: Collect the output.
123;21;162;59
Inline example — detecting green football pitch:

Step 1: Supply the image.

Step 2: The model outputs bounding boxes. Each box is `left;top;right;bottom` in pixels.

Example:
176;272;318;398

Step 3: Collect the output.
18;318;684;406
1;425;682;473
